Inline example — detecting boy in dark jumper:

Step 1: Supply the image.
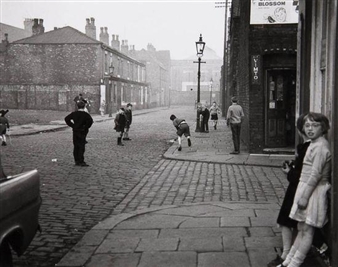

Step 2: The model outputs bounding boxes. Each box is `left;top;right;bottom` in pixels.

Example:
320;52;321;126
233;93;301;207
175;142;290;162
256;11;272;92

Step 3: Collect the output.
65;101;93;166
170;114;192;151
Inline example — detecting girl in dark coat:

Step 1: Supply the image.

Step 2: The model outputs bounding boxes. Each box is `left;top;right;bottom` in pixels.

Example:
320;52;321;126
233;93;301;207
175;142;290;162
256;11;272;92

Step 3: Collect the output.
268;114;328;267
114;108;126;146
268;114;309;267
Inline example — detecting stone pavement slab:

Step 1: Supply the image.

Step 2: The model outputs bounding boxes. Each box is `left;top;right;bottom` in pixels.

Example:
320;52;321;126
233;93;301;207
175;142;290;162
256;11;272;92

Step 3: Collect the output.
57;202;285;267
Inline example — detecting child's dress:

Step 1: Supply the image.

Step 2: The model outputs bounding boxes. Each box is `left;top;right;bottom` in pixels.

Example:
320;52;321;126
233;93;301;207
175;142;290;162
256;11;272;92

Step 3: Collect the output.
277;141;310;228
289;136;331;227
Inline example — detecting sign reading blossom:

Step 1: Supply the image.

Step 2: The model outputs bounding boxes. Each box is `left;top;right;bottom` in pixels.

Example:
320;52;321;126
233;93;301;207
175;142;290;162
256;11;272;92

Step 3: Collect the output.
250;0;299;25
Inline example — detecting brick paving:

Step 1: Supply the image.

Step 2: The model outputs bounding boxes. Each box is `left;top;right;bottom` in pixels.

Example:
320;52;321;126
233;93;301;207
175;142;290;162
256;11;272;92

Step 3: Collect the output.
0;106;324;267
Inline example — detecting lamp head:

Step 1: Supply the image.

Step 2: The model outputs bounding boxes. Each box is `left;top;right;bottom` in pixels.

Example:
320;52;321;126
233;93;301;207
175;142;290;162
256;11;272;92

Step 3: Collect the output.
196;34;205;58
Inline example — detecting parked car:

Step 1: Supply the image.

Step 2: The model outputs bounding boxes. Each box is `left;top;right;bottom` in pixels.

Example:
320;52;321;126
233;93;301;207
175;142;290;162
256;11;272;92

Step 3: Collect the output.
0;156;41;267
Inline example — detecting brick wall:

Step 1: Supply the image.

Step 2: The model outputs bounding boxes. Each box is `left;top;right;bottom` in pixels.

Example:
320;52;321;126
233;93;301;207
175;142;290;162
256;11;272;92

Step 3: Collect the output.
0;43;102;111
229;0;297;153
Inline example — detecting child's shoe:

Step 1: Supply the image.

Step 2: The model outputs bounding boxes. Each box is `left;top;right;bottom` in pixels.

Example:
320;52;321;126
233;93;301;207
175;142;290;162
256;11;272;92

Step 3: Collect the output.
1;141;6;146
188;139;191;147
178;146;182;151
267;255;283;267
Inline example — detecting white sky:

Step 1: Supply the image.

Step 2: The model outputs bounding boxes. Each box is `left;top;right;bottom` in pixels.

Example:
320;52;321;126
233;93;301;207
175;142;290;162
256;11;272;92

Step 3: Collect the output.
0;0;226;59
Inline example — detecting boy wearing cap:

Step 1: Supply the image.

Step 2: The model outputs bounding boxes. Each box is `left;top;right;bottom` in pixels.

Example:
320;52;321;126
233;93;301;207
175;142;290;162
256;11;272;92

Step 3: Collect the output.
65;101;93;166
123;103;133;141
226;96;244;154
170;115;192;151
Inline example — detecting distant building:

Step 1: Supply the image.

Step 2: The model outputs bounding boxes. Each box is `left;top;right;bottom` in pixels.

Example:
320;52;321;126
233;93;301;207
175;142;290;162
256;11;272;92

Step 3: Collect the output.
129;43;171;108
0;18;148;113
171;46;222;106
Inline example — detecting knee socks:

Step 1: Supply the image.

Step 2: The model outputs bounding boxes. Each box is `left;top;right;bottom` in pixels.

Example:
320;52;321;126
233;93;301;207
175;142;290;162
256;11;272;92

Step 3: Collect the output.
283;245;298;266
288;250;306;267
281;227;293;260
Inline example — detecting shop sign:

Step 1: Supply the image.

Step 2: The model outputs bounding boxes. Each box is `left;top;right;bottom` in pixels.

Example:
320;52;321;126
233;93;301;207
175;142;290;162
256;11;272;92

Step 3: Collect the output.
251;55;261;84
250;0;299;25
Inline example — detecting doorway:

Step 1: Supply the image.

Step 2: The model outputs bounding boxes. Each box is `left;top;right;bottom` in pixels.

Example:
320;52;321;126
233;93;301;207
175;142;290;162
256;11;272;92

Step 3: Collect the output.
265;69;296;147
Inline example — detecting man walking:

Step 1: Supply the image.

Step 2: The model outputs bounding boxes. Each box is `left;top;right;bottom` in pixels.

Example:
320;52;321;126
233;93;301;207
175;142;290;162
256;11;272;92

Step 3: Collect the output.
200;104;210;133
226;96;244;154
65;101;93;166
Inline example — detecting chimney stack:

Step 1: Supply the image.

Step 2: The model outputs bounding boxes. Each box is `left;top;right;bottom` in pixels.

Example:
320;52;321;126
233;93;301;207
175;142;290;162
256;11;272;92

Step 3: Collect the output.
121;40;129;54
85;17;96;40
24;18;34;35
99;27;109;45
111;34;120;51
147;43;156;52
32;18;44;36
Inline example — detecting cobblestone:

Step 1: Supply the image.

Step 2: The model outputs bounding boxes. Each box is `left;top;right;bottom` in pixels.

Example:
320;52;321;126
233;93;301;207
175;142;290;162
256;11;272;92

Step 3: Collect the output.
0;106;291;267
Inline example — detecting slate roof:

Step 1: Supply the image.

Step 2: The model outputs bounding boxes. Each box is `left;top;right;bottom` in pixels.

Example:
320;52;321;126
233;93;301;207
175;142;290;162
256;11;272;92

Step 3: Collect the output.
13;26;101;44
0;23;31;43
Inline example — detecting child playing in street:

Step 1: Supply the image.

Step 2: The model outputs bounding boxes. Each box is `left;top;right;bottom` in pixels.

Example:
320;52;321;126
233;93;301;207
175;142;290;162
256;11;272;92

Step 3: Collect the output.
114;108;126;146
209;101;221;130
123;103;133;141
0;109;9;146
277;112;331;267
170;114;192;151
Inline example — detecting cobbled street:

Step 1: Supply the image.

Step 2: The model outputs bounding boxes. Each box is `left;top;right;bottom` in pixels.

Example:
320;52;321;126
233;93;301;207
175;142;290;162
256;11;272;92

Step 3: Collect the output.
1;106;287;267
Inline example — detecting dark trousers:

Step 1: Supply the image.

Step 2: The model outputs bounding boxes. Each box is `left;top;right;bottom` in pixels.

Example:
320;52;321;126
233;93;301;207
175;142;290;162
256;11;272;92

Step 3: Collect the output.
230;123;241;152
201;116;209;132
73;131;87;164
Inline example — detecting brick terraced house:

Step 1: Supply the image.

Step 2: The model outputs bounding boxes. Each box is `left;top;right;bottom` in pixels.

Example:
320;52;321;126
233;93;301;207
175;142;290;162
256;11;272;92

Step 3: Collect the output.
0;18;148;113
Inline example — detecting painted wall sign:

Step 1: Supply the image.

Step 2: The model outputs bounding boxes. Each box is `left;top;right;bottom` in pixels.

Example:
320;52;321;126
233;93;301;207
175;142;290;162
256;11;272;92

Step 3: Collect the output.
250;0;299;25
251;55;261;84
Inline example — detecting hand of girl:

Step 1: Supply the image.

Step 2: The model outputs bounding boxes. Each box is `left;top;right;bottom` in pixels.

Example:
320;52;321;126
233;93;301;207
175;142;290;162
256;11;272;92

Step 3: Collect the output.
298;197;308;209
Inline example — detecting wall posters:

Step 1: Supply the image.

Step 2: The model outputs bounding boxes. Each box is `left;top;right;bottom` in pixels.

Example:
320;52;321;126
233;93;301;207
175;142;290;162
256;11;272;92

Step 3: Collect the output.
250;0;299;25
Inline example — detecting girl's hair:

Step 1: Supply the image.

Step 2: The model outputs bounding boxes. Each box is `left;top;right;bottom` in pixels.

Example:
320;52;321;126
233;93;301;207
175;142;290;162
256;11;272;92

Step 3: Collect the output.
299;112;330;134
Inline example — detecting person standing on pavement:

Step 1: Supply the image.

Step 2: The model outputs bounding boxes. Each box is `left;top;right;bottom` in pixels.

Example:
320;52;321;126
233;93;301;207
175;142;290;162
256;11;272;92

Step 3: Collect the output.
209;101;221;130
278;112;331;267
64;101;93;167
226;96;244;154
99;100;106;116
123;103;133;141
114;108;126;146
170;114;192;151
268;113;330;267
268;114;310;267
73;93;87;111
0;109;9;146
200;104;210;133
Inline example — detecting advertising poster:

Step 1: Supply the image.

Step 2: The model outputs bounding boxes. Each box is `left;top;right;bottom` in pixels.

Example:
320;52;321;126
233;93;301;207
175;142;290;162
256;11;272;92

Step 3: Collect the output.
250;0;299;25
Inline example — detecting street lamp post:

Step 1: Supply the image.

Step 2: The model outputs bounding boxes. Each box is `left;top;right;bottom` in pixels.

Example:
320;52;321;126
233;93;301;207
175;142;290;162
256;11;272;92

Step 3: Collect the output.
193;34;206;132
209;78;213;106
107;65;114;117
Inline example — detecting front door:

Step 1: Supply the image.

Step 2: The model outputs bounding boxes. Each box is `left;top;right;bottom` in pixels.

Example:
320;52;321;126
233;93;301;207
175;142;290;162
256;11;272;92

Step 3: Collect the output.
266;69;296;147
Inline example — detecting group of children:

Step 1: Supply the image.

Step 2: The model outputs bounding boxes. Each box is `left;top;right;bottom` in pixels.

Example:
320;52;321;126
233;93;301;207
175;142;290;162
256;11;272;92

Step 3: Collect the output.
268;112;332;267
197;101;222;132
170;108;332;267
